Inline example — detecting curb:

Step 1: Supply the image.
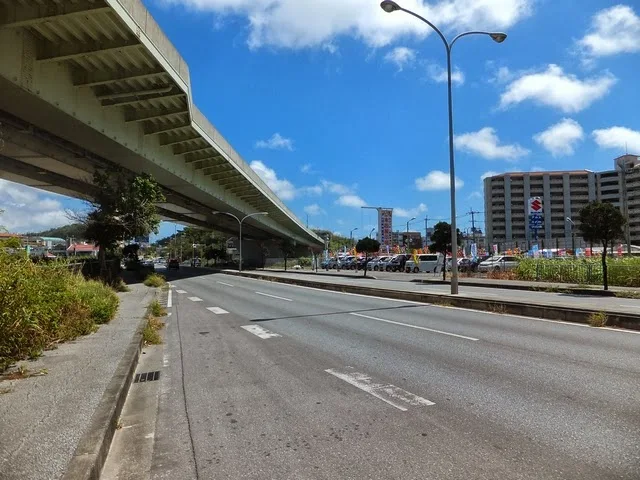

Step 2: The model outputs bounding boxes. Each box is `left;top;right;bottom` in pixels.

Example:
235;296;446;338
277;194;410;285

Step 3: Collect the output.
61;315;147;480
222;271;640;331
409;278;617;296
262;268;378;280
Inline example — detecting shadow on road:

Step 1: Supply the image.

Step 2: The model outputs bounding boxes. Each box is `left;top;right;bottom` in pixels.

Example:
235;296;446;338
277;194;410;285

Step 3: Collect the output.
250;303;432;323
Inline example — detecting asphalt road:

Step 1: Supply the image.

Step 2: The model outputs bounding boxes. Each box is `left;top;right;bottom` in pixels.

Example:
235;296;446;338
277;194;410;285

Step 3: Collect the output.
133;267;640;480
251;269;640;315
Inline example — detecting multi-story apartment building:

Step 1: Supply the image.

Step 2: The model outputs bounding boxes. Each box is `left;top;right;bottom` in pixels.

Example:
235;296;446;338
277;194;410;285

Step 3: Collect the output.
484;154;640;250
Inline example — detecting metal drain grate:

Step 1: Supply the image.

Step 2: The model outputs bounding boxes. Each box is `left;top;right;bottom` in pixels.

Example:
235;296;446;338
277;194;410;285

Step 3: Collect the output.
134;371;160;383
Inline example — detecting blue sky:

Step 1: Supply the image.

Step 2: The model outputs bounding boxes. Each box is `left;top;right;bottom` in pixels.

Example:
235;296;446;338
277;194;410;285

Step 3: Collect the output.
1;0;639;240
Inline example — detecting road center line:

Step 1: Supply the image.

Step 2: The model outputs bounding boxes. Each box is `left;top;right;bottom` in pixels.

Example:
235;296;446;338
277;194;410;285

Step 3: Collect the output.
188;297;203;302
176;290;187;294
255;292;293;302
241;325;281;339
217;281;235;287
349;312;479;341
207;307;229;315
325;368;434;411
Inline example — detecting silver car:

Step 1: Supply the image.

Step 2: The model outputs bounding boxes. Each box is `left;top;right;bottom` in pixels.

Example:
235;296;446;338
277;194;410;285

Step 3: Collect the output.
478;255;520;272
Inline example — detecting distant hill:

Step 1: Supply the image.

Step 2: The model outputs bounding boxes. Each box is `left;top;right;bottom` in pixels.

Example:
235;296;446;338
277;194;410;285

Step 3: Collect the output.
26;223;87;240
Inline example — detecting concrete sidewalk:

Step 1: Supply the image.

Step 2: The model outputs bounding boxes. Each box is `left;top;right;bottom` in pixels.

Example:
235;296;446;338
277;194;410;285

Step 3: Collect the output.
262;268;639;295
0;283;154;480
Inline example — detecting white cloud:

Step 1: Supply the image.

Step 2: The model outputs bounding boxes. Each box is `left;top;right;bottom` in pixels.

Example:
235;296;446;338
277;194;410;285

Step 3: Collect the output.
592;126;640;153
165;0;533;50
415;170;464;191
427;64;464;85
300;163;313;174
531;165;545;172
299;185;323;196
481;171;500;180
304;203;325;215
321;180;352;195
487;64;515;84
250;160;297;200
0;180;73;233
468;191;483;200
394;203;427;218
255;132;294;150
455;127;529;160
384;47;416;72
578;5;640;58
336;194;366;208
533;118;584;157
499;64;616;113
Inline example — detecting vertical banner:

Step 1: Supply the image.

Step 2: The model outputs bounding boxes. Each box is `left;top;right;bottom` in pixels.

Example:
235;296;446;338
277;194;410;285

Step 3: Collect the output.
470;243;477;260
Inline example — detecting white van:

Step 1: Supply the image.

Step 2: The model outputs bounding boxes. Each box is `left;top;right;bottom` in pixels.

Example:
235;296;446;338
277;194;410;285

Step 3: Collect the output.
404;253;444;273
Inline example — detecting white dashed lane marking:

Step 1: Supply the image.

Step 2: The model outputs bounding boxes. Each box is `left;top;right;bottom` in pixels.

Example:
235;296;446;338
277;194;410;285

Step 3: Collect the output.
176;290;188;294
207;307;229;315
349;312;479;341
240;325;281;339
188;297;203;302
255;292;292;302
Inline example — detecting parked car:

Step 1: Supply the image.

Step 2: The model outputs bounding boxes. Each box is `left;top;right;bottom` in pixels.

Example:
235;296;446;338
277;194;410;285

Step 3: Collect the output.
458;255;491;272
405;253;444;273
369;256;391;271
387;254;412;272
167;258;180;270
478;255;520;272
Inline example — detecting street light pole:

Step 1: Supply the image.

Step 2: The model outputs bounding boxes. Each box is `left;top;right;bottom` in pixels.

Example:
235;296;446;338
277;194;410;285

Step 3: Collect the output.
350;227;358;247
566;217;576;255
406;217;416;233
380;0;506;295
212;211;269;271
369;227;376;238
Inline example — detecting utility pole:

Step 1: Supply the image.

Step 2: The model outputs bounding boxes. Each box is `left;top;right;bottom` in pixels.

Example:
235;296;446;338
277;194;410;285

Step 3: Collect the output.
424;216;429;247
468;208;480;245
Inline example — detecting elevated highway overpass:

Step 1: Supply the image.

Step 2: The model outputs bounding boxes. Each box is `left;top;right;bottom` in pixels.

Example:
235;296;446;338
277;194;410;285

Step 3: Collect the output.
0;0;323;257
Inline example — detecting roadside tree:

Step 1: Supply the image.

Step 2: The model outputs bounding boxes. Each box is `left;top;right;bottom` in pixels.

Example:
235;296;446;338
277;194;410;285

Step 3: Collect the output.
355;237;381;277
84;168;165;283
280;238;296;271
578;201;625;291
429;221;462;281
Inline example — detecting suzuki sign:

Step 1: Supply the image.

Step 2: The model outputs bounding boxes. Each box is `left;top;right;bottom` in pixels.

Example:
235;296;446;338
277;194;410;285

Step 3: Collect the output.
528;197;543;215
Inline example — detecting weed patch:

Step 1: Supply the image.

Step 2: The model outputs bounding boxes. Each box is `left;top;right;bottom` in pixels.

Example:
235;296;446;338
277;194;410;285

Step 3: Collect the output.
142;315;164;345
614;290;640;299
113;279;131;292
147;299;167;317
488;304;508;314
0;251;120;372
588;311;608;328
144;273;166;288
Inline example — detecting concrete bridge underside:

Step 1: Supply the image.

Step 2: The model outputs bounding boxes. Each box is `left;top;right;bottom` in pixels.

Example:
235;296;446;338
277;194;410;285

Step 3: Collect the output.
0;0;323;259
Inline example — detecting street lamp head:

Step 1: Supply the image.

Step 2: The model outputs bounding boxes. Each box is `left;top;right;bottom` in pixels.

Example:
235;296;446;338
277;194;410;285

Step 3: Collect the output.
380;0;401;13
489;32;507;43
409;217;416;222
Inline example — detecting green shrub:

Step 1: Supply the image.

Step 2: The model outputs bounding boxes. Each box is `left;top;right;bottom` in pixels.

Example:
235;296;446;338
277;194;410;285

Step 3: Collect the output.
143;273;165;288
0;251;120;371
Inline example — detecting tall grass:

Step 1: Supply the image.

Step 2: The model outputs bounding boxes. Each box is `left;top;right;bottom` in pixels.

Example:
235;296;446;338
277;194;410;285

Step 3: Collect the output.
515;257;640;287
0;251;119;371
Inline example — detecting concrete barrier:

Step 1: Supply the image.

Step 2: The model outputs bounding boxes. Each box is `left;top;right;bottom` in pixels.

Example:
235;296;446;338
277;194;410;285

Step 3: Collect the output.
222;270;640;331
